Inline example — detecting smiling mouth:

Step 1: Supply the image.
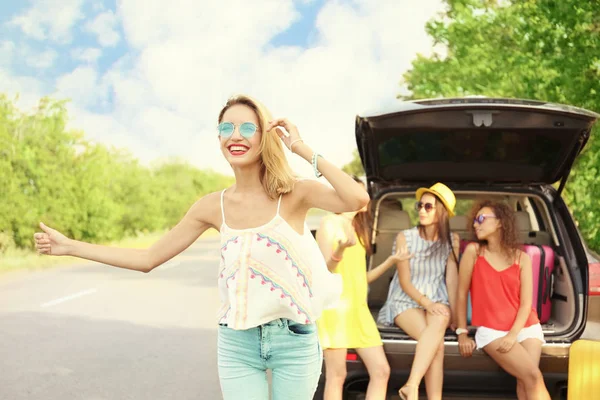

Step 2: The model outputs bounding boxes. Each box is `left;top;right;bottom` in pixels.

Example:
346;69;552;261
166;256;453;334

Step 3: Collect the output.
228;145;249;156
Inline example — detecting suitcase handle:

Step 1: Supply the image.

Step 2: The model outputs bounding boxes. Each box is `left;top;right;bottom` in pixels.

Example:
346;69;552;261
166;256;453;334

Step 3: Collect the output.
543;267;552;304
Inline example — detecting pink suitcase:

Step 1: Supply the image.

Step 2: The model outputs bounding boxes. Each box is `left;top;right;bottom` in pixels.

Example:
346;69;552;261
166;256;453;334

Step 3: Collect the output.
522;244;555;323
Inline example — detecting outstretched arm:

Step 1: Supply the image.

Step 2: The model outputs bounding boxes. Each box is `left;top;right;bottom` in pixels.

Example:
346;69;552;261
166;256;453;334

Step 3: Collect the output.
34;192;219;273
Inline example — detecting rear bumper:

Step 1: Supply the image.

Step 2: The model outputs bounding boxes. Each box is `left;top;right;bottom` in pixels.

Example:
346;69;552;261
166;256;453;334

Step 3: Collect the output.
380;339;569;371
316;340;570;397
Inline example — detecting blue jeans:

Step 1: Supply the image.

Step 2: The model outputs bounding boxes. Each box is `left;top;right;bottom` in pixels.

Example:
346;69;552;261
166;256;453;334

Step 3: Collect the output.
218;319;322;400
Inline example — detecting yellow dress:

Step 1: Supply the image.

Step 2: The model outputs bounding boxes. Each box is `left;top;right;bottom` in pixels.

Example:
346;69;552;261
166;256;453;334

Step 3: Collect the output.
316;215;383;349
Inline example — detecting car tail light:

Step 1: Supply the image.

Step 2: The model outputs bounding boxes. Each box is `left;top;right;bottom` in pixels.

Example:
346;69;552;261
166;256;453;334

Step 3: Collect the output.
590;262;600;296
346;353;358;361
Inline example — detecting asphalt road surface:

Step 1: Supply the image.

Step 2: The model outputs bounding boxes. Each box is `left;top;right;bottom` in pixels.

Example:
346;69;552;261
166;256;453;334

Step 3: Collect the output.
0;236;223;400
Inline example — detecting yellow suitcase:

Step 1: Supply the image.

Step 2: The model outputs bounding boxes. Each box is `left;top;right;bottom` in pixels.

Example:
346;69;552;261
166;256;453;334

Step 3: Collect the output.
568;339;600;399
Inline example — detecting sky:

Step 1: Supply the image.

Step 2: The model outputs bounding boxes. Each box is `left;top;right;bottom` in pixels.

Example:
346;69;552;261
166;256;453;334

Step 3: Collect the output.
0;0;445;177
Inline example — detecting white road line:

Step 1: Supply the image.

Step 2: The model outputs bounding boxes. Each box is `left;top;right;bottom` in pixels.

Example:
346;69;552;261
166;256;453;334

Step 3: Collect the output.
41;288;98;308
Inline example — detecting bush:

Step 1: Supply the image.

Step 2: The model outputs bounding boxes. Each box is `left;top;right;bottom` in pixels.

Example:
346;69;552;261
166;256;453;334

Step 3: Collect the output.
0;95;234;250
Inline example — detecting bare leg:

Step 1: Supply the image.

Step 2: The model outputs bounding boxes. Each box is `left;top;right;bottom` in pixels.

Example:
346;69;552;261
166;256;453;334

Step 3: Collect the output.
356;346;391;400
323;348;347;400
518;338;544;400
395;307;449;400
423;341;444;400
483;338;550;400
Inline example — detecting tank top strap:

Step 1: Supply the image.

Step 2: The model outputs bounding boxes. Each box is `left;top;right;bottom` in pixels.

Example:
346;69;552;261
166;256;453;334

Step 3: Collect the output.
275;194;283;216
220;189;226;225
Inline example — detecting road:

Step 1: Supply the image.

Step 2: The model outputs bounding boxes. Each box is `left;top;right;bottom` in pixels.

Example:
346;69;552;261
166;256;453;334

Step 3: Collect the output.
0;237;222;400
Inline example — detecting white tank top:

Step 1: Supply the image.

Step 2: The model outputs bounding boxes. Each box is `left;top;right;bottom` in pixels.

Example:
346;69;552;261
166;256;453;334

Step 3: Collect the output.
217;189;342;329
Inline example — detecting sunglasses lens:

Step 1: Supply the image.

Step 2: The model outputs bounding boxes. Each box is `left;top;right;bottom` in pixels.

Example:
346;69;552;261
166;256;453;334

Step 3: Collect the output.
239;122;257;138
415;202;434;212
218;122;234;137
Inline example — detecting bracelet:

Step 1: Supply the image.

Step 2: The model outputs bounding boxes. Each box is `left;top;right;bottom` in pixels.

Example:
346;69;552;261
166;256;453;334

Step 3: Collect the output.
312;152;323;178
330;253;342;262
289;139;303;153
418;294;427;306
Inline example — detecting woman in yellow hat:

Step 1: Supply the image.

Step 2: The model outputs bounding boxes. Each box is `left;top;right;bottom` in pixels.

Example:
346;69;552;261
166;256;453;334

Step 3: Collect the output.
377;182;459;400
316;177;414;400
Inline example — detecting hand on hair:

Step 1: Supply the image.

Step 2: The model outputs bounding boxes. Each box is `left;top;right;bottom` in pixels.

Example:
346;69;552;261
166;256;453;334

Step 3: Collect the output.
266;118;301;152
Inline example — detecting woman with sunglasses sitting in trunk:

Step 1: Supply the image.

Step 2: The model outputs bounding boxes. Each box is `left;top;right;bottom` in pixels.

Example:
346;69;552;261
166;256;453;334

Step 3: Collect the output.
456;201;550;400
377;182;459;400
33;94;369;400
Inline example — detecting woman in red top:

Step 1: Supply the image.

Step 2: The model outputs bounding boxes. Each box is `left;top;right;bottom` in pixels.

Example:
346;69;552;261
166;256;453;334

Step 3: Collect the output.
456;200;550;400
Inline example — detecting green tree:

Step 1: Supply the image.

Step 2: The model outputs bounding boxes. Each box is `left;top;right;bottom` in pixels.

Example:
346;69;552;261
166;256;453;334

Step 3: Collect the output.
0;94;234;250
342;149;365;177
402;0;600;250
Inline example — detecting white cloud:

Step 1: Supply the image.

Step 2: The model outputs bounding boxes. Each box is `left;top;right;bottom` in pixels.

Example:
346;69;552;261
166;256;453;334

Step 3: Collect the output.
55;66;109;108
119;0;299;49
0;69;46;110
5;0;444;178
8;0;85;43
85;10;120;47
71;47;103;64
25;48;58;69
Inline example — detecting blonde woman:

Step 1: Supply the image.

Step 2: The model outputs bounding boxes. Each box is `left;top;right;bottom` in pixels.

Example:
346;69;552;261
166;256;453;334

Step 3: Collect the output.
33;95;369;400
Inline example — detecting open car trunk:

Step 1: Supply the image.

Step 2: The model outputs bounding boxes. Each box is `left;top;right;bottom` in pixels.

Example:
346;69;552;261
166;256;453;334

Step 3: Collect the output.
354;98;600;352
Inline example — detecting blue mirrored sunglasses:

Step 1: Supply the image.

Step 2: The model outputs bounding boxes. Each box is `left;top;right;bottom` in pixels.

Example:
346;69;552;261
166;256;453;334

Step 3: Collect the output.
217;122;258;138
474;214;496;224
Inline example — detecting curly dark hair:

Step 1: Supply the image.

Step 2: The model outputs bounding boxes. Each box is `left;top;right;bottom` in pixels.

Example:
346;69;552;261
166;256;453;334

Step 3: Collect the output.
468;200;520;260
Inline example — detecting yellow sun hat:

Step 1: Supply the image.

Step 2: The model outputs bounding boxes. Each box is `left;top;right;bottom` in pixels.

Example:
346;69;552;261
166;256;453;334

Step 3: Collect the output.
415;182;456;217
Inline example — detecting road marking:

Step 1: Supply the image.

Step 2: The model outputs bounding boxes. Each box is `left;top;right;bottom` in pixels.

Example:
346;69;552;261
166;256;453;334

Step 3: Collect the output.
41;288;97;308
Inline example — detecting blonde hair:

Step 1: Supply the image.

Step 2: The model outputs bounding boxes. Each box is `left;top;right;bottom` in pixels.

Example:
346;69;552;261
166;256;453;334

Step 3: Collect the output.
218;94;296;199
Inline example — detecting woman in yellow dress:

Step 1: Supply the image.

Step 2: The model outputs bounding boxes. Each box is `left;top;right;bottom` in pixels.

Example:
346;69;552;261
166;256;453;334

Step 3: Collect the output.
316;179;413;400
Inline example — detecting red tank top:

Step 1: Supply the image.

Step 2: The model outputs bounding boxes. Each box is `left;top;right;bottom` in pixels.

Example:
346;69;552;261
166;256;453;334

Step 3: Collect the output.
470;249;539;331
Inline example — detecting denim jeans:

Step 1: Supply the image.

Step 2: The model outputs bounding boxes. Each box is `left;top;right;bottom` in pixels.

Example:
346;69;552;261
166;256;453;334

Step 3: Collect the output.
218;319;322;400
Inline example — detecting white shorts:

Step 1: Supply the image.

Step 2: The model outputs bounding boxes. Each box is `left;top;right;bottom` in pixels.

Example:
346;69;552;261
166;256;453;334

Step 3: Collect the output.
475;323;545;350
